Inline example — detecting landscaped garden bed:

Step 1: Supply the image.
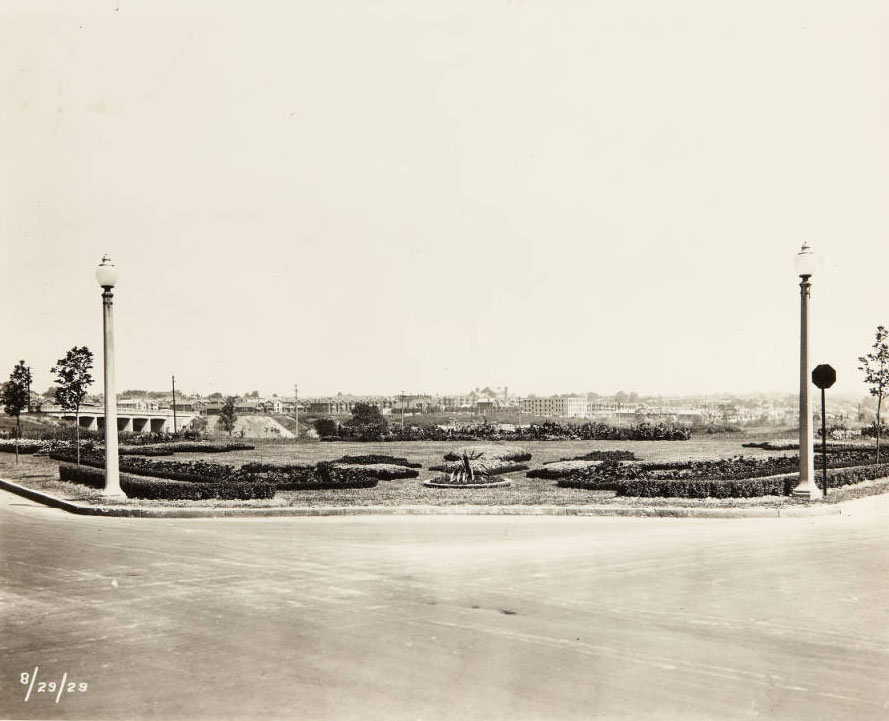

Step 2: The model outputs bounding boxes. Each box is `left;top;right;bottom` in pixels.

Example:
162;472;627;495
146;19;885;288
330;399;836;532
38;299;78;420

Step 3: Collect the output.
3;436;888;509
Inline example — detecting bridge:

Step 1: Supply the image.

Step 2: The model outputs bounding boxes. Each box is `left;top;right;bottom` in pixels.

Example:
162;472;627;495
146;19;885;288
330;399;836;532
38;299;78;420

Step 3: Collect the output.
36;408;197;435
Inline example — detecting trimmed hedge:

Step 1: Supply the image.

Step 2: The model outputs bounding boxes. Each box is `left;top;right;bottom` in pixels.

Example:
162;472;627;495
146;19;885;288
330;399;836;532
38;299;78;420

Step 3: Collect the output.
823;462;889;490
333;463;419;480
527;461;601;479
566;450;636;462
612;477;789;498
58;463;275;500
334;454;422;468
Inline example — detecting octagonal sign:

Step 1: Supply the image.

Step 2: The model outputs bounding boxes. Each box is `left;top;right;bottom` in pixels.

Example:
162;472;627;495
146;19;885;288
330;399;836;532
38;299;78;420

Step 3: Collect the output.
812;364;837;389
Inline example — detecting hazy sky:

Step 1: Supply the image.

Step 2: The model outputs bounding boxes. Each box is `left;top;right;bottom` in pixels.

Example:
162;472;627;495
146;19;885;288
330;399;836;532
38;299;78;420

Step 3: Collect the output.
2;1;887;399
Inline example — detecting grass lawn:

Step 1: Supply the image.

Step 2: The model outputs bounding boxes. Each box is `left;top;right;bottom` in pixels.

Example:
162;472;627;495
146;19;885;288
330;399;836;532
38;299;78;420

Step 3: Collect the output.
1;434;886;510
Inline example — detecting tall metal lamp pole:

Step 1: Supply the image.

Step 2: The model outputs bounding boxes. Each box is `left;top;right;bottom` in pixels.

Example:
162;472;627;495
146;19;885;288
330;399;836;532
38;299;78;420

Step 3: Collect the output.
792;243;821;499
96;255;126;498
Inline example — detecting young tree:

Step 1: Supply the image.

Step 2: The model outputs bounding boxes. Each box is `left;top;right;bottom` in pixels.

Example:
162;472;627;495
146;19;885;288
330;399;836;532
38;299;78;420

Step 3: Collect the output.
2;361;32;462
219;396;238;436
858;325;889;463
51;346;94;464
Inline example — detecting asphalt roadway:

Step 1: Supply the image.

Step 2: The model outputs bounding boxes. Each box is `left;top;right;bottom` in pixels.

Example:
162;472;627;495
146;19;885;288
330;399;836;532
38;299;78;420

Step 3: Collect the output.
2;491;889;721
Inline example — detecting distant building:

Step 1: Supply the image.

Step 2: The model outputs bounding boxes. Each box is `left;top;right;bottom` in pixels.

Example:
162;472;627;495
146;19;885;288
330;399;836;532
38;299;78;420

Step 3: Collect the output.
520;396;588;418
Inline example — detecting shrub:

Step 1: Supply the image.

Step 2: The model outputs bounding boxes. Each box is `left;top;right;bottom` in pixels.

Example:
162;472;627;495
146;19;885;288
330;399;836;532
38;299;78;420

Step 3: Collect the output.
314;418;339;437
58;463;276;500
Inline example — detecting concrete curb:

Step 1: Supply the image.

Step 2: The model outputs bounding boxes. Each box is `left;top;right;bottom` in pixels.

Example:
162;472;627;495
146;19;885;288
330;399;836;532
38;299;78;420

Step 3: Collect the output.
0;476;864;519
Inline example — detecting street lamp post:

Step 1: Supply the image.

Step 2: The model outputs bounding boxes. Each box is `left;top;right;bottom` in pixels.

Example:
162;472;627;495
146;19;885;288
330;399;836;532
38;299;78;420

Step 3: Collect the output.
96;255;126;499
792;243;821;499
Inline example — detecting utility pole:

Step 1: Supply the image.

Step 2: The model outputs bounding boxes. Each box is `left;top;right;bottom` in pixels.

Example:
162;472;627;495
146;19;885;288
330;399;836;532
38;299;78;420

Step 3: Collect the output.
293;383;299;440
401;390;405;432
172;375;178;433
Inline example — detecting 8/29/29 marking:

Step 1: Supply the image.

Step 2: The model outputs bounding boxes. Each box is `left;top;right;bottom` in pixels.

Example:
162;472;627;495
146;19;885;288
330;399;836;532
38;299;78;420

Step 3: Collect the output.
21;667;88;703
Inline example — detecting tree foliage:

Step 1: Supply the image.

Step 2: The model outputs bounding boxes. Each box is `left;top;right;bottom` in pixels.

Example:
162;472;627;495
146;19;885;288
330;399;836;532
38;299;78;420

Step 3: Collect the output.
219;396;238;435
2;360;32;462
858;325;889;462
52;347;94;413
3;360;31;425
345;403;388;440
314;418;339;437
51;346;94;464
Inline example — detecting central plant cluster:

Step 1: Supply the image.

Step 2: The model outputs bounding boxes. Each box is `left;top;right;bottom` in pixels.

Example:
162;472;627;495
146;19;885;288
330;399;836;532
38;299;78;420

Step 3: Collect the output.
425;447;532;487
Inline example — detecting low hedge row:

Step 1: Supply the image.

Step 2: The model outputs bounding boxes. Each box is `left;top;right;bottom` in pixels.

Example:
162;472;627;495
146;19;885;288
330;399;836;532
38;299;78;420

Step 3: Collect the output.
824;462;889;490
58;463;276;500
334;454;422;468
611;477;790;498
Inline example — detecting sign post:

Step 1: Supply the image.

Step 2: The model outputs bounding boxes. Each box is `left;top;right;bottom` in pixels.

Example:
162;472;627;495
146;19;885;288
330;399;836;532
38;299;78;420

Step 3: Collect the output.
811;364;837;496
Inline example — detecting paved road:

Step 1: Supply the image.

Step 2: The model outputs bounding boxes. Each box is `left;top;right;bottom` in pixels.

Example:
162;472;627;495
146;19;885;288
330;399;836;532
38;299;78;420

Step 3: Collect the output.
1;491;888;721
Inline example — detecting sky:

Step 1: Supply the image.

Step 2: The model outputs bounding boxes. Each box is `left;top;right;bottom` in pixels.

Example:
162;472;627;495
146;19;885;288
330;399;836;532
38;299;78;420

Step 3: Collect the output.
1;1;888;399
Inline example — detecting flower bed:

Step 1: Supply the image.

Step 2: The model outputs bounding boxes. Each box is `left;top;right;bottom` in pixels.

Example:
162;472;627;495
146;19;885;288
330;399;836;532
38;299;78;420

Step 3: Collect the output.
49;451;242;483
558;457;889;498
58;463;276;500
0;439;52;454
239;461;379;490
